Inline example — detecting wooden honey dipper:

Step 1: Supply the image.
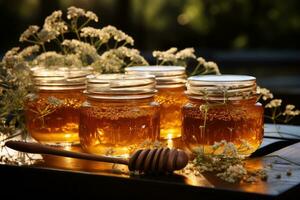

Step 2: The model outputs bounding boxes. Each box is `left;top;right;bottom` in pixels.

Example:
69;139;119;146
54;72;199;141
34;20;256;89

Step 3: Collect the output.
5;141;188;173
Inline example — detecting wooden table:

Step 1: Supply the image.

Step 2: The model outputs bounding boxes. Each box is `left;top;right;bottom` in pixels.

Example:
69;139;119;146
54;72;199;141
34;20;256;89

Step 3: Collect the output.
1;124;300;199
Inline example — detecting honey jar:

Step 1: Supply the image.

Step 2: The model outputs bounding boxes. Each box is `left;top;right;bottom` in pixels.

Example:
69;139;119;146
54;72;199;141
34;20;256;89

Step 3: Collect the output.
25;67;90;145
182;75;264;156
79;74;160;157
125;66;187;140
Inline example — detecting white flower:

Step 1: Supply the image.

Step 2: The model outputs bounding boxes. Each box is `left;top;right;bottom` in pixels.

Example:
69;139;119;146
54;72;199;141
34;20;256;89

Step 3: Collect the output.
152;47;178;63
2;47;21;65
92;52;124;73
37;29;57;43
18;45;40;58
2;47;20;60
217;164;247;183
283;104;300;116
112;46;148;65
165;47;178;54
203;61;220;75
67;6;86;19
101;25;134;45
80;27;110;43
33;51;82;68
85;11;99;22
175;48;196;60
67;6;99;22
62;39;98;55
257;86;273;101
222;142;239;157
43;10;68;36
19;25;40;42
265;99;282;108
91;46;148;73
197;57;206;65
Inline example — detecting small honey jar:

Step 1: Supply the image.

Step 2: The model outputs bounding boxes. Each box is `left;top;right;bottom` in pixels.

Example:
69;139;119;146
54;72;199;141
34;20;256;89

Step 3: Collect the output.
182;75;264;156
125;66;187;140
79;74;160;157
25;67;90;145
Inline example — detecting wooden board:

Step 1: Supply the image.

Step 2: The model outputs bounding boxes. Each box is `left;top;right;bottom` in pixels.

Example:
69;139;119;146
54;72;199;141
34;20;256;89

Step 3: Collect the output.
1;124;300;199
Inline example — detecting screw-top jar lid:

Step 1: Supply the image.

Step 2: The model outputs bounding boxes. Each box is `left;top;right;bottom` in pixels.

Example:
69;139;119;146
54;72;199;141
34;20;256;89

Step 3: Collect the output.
85;74;157;100
186;75;257;100
32;67;92;90
125;66;186;88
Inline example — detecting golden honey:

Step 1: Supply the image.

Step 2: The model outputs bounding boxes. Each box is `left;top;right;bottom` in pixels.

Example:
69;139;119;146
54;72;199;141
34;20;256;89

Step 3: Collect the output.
79;74;160;157
25;67;90;145
182;75;264;156
125;66;187;140
155;87;187;139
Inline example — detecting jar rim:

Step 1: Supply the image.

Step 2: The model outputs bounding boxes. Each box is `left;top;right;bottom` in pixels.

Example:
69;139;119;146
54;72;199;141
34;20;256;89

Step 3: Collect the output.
125;65;186;88
186;74;257;100
31;67;91;90
188;75;256;82
85;73;157;100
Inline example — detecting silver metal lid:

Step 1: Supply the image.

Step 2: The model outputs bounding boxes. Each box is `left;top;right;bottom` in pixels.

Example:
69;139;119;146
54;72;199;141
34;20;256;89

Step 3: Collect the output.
85;74;157;100
186;75;257;100
125;66;186;88
31;67;92;90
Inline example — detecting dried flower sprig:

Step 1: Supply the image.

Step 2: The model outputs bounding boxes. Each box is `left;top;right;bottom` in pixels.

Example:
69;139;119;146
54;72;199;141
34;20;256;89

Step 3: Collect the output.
257;87;300;124
0;133;42;165
17;6;146;70
180;140;267;183
152;47;220;75
1;6;148;138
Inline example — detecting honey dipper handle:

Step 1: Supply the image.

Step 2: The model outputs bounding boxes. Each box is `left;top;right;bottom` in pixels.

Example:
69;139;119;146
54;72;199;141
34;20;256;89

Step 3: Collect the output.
5;141;129;165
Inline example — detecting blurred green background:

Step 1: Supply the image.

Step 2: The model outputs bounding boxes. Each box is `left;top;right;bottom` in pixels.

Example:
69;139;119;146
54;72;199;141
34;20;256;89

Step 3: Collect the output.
0;0;300;118
1;0;300;50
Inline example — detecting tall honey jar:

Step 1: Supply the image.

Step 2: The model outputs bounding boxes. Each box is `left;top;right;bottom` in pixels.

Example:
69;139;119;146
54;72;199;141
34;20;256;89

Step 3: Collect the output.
182;75;264;156
79;74;160;157
25;67;90;145
125;66;187;140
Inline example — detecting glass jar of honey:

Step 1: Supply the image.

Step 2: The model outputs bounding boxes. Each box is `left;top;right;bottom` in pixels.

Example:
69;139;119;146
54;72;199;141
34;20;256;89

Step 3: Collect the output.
25;67;91;145
79;74;160;157
125;66;187;140
182;75;264;156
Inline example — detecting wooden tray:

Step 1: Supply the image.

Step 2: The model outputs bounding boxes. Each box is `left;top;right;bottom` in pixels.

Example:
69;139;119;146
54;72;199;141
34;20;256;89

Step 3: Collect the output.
1;124;300;199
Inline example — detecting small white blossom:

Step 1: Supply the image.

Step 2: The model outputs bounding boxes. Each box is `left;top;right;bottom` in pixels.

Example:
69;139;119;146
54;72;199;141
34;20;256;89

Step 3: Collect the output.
217;164;247;183
2;47;20;61
91;51;124;73
43;10;68;36
112;46;148;65
18;45;40;58
2;47;22;66
80;27;110;43
33;51;82;68
152;47;178;63
265;99;282;108
37;29;57;43
101;25;134;45
85;11;99;22
67;6;86;19
197;57;206;65
67;6;99;22
257;86;273;101
283;104;300;116
203;61;221;75
175;48;196;60
19;25;40;42
62;39;99;63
